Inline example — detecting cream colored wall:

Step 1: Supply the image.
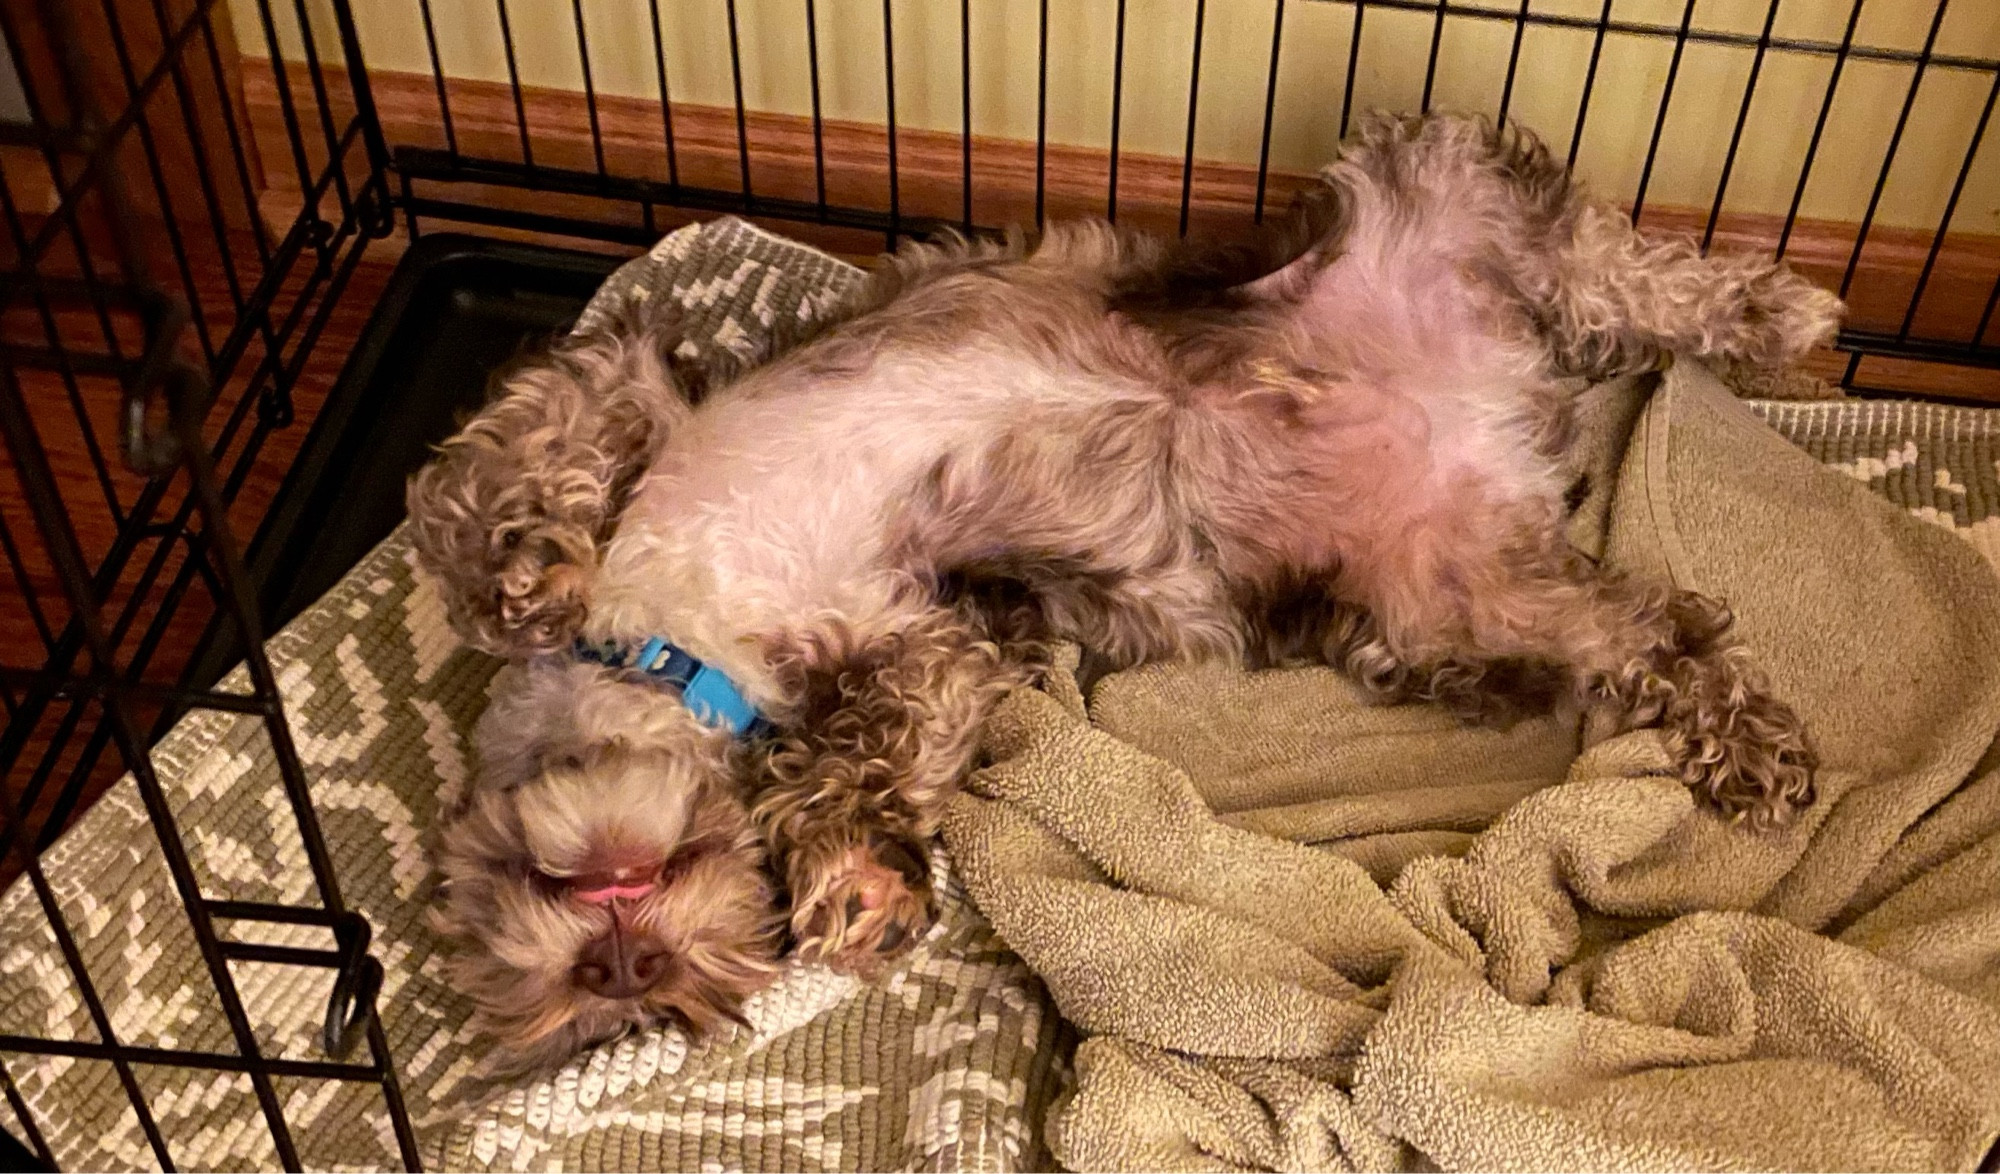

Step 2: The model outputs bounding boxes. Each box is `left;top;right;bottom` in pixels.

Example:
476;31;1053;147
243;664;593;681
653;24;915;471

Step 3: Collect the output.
235;0;2000;231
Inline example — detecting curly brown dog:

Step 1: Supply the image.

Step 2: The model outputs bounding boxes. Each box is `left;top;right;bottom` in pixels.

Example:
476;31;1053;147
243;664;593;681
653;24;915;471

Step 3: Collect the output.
410;112;1840;1068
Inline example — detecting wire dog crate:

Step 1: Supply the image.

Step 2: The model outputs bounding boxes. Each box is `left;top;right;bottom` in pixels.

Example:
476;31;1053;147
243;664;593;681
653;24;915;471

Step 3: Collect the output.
2;0;1999;1170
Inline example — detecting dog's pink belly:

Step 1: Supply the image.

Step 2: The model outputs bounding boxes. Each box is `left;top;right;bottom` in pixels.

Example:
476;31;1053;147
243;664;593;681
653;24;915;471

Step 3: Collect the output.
1191;376;1448;577
1189;365;1564;653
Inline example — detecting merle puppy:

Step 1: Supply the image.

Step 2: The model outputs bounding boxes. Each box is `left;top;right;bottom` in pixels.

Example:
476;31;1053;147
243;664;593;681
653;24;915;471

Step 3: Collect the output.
410;112;1840;1068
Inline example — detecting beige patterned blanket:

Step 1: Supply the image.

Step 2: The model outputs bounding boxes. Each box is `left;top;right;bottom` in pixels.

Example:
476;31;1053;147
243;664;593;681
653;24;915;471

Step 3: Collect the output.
3;217;1999;1171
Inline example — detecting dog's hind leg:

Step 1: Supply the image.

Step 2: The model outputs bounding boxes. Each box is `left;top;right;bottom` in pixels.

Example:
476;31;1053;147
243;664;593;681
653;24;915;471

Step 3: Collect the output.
1330;113;1844;379
1236;571;1568;727
750;611;1024;975
1532;200;1845;378
1465;116;1842;377
1359;528;1815;828
407;311;698;656
1535;571;1816;828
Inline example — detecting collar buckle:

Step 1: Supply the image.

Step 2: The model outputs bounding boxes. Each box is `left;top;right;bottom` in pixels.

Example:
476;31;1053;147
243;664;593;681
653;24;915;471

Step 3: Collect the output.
572;636;770;738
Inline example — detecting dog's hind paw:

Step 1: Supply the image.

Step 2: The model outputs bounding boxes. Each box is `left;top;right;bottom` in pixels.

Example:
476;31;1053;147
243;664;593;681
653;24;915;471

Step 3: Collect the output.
1669;674;1819;830
1730;268;1844;370
788;831;934;978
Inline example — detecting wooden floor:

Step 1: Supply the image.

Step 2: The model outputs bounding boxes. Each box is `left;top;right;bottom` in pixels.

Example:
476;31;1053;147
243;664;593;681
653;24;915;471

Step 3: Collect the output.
1;228;407;863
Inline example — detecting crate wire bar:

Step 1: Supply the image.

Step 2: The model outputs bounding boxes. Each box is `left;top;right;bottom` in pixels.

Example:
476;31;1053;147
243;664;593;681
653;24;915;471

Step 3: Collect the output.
3;0;2000;1170
384;0;2000;383
0;0;413;1167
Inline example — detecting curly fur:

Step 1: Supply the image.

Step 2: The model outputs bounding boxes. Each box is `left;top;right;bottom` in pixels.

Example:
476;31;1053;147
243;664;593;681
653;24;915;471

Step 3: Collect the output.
427;663;781;1071
750;610;1025;967
406;321;681;658
411;111;1841;1065
405;299;819;659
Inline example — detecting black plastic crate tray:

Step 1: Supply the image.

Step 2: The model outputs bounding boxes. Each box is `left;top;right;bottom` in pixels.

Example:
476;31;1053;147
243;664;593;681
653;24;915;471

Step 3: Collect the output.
0;236;624;1171
187;234;626;690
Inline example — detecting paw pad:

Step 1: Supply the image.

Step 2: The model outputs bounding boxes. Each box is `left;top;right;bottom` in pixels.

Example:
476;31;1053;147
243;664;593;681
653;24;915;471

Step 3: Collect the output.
791;833;934;976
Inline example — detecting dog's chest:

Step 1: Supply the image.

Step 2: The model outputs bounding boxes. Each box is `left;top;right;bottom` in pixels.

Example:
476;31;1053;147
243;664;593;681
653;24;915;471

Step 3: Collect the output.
583;346;1137;689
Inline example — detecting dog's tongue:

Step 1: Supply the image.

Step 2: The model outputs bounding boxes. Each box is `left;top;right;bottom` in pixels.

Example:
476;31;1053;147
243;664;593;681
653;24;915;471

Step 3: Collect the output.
569;867;658;905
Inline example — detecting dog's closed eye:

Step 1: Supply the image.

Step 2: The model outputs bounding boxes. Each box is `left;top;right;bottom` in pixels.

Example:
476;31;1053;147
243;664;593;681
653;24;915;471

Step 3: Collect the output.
1563;473;1591;514
524;866;572;900
658;835;727;888
525;750;586;776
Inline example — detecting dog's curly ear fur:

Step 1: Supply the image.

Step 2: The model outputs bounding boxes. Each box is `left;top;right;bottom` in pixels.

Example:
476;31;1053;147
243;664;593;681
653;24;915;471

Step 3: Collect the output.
406;305;697;658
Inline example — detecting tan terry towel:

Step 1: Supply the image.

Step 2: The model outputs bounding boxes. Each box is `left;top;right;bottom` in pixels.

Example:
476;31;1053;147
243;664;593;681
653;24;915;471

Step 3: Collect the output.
942;361;2000;1172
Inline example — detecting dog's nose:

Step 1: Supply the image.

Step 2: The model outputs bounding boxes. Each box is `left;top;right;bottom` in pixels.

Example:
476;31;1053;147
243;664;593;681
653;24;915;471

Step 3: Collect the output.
574;931;673;1000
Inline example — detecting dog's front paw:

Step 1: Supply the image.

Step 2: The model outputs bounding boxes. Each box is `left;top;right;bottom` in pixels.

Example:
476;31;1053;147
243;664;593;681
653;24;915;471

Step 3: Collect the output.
409;449;605;657
488;515;596;653
787;831;934;978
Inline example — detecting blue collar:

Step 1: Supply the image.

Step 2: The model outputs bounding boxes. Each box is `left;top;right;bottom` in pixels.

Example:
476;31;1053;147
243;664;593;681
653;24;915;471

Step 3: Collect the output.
572;635;771;739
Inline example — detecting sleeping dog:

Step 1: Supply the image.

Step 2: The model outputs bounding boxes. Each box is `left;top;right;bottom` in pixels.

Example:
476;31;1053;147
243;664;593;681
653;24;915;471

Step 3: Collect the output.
409;112;1841;1068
